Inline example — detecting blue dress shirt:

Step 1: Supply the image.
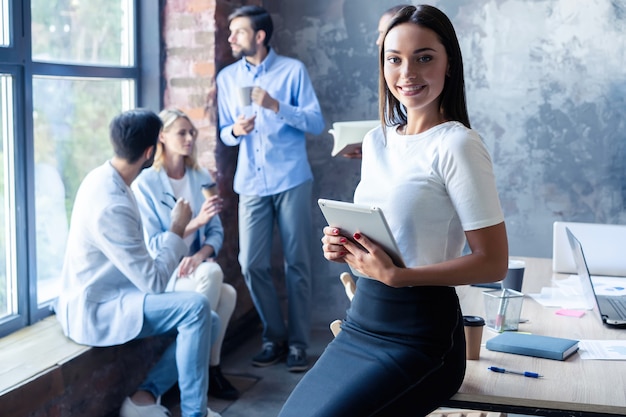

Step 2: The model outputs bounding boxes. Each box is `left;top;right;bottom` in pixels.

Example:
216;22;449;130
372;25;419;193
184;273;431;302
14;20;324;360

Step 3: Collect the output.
217;48;325;196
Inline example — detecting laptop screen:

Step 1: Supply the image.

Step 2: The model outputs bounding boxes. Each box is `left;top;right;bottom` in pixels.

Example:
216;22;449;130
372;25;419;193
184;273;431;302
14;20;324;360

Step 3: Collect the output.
565;227;599;311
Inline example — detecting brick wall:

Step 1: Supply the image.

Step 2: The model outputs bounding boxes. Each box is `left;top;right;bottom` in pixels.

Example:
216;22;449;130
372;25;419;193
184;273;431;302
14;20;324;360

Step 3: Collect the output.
161;0;263;331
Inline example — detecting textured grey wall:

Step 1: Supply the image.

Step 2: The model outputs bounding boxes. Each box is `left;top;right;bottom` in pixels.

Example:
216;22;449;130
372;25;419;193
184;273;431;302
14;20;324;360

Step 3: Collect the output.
264;0;626;327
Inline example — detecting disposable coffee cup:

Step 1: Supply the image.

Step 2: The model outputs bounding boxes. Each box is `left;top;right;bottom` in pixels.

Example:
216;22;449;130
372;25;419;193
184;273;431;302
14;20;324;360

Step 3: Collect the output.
201;183;218;199
463;315;485;360
237;86;253;107
502;259;525;292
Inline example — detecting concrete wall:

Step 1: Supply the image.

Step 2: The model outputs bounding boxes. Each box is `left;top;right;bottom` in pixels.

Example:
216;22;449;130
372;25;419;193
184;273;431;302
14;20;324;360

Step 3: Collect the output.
162;0;626;331
261;0;626;326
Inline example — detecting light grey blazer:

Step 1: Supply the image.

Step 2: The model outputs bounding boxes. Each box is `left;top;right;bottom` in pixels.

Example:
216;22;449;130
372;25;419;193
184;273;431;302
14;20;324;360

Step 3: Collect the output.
132;166;224;258
55;162;187;347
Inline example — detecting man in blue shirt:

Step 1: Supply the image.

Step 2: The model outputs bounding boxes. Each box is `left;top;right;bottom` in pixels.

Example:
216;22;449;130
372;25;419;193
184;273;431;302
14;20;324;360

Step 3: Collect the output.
217;5;324;372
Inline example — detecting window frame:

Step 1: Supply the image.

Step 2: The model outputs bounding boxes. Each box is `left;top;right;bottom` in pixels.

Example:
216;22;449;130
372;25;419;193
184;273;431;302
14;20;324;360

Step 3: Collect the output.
0;64;28;335
0;0;162;337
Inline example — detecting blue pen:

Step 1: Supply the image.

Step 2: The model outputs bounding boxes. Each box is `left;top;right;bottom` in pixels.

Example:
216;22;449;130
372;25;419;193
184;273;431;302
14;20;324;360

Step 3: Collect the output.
488;366;542;378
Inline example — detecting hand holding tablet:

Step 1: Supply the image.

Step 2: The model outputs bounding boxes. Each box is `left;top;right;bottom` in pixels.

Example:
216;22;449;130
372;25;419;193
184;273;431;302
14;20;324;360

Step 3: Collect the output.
318;198;405;279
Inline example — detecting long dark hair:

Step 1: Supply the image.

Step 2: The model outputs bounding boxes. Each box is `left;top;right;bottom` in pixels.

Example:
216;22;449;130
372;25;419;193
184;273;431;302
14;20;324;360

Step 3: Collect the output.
378;5;470;129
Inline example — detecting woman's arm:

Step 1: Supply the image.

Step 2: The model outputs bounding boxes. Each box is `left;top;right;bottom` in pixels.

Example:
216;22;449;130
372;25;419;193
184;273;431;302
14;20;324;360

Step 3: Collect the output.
183;195;223;239
324;222;508;288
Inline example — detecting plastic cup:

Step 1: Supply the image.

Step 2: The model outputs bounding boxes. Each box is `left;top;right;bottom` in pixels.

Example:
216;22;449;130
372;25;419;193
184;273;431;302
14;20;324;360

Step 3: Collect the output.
483;289;524;332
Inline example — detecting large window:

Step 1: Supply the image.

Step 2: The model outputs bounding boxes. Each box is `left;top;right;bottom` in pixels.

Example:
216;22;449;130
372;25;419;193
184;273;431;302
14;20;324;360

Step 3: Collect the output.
33;76;135;304
0;0;159;336
31;0;134;66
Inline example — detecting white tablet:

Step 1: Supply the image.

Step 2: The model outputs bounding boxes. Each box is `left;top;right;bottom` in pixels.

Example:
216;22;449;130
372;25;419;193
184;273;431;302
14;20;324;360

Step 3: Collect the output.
318;198;406;279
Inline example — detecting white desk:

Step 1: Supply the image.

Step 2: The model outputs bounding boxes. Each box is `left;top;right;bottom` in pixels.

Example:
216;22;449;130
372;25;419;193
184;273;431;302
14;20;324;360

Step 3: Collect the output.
446;257;626;416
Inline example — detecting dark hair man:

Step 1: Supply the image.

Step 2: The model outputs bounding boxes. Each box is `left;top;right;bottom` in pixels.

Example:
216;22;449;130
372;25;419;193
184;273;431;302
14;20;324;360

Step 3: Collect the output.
55;109;221;417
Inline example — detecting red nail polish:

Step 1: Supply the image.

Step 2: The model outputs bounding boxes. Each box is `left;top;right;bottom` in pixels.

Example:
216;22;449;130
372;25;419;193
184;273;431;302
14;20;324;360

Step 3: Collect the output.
353;232;361;240
340;237;347;243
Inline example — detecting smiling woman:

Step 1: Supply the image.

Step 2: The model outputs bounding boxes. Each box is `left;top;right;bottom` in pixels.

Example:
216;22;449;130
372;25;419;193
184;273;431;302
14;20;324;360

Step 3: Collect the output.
379;6;470;134
382;22;449;134
279;5;507;416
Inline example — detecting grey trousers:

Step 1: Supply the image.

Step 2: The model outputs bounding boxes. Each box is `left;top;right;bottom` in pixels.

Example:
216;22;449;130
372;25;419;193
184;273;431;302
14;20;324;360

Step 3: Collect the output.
238;180;313;349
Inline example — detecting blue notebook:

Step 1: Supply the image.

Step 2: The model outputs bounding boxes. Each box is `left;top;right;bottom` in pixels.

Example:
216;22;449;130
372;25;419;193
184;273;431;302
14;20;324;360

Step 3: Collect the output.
486;332;579;361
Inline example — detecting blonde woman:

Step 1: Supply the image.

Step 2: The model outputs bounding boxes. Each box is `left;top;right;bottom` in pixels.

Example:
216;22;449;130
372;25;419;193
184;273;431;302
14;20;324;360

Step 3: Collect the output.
132;108;238;401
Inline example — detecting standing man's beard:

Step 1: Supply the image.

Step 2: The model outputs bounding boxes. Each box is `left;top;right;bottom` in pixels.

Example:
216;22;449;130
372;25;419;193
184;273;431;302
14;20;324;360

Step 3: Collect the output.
232;44;257;60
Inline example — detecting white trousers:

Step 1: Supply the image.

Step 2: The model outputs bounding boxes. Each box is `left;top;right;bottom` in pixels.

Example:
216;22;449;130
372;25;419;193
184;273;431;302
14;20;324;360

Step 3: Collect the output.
171;261;237;365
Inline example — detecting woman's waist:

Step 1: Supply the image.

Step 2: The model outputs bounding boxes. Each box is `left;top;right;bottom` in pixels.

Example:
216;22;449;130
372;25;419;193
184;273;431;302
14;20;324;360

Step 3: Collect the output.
346;279;459;335
354;277;457;302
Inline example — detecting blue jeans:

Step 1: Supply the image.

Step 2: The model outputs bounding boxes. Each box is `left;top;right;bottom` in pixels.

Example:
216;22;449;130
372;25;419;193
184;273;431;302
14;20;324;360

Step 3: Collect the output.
135;291;219;417
238;180;312;349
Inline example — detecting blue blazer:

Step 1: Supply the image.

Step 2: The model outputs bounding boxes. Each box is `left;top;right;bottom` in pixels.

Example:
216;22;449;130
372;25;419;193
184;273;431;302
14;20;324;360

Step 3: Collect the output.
132;166;224;258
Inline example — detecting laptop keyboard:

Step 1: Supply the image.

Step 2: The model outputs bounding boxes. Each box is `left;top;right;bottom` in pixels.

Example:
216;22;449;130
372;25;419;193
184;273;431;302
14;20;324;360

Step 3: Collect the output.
606;297;626;319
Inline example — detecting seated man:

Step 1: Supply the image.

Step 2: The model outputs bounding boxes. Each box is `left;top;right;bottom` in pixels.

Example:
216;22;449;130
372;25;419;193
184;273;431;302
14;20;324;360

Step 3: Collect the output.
54;109;220;417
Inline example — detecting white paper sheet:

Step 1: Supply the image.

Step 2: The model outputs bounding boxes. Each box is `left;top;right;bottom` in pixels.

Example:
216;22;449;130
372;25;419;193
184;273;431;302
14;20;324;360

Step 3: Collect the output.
579;340;626;360
527;275;591;309
527;274;626;308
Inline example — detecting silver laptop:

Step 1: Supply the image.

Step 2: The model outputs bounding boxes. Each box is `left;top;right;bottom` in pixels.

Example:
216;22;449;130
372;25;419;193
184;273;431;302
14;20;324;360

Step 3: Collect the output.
565;227;626;328
553;221;626;275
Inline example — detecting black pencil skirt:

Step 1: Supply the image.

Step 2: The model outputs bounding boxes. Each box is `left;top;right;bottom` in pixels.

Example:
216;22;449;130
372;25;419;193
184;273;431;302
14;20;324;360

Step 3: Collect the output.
278;278;466;417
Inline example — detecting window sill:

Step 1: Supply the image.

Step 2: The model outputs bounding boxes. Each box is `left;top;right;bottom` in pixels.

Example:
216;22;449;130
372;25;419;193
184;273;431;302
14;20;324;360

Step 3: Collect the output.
0;315;173;416
0;315;89;395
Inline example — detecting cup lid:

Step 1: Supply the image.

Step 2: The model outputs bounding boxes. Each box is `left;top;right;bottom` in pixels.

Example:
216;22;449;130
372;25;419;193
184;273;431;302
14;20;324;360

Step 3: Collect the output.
463;315;485;326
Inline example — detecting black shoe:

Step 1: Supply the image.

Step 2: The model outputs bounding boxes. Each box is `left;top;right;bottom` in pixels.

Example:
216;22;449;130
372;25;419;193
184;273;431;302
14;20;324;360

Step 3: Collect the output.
251;341;287;367
286;345;309;372
208;365;240;400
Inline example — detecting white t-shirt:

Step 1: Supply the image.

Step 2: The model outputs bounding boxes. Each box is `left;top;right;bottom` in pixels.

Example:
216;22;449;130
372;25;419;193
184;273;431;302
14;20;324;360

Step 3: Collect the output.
354;121;504;268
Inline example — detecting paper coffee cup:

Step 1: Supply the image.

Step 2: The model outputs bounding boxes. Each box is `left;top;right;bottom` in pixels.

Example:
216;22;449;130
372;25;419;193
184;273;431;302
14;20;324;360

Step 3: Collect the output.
201;183;218;199
463;315;485;360
237;86;253;107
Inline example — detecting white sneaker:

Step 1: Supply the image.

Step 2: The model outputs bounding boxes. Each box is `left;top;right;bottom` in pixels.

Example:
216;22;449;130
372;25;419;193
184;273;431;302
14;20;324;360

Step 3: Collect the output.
207;408;222;417
119;397;171;417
